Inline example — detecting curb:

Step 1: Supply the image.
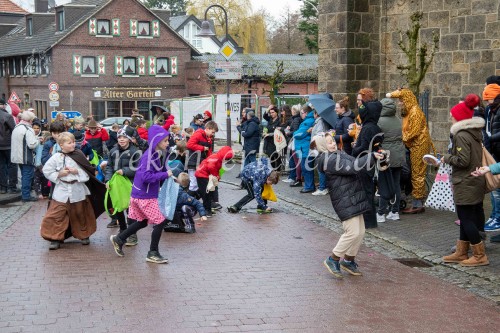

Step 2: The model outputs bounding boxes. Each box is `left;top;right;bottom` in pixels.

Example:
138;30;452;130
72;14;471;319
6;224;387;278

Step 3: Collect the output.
0;194;21;205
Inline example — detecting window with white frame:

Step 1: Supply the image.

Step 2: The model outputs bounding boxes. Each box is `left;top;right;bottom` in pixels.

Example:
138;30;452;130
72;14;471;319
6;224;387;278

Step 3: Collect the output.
138;21;150;36
183;21;202;48
156;57;169;75
82;56;96;74
123;57;136;74
97;20;110;35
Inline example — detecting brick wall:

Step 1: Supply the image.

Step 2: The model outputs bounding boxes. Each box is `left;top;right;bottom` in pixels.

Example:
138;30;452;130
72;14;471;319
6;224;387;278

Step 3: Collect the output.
319;0;500;153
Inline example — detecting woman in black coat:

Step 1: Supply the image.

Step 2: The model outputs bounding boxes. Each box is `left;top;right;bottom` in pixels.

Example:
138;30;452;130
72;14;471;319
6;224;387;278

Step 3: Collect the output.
334;96;355;155
263;105;282;170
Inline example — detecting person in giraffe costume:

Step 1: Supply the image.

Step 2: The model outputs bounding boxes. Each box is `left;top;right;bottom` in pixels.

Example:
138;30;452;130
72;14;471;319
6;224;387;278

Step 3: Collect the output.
386;88;435;214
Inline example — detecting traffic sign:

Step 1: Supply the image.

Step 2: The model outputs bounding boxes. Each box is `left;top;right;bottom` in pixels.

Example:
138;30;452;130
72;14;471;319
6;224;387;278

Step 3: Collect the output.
49;101;59;107
49;91;59;101
51;111;82;119
8;91;20;103
219;41;237;61
214;61;242;80
48;82;59;91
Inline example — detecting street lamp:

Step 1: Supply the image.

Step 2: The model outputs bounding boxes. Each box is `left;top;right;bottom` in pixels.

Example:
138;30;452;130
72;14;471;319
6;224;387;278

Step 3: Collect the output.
198;5;232;147
298;0;318;12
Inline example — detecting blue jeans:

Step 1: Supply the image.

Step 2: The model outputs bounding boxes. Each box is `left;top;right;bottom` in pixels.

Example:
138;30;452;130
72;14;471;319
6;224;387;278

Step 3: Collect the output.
243;151;256;167
489;189;500;220
301;155;315;191
20;164;35;200
318;170;326;191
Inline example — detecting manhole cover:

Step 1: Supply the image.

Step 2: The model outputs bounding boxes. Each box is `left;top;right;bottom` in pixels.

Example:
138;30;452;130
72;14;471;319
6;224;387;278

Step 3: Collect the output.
394;258;433;268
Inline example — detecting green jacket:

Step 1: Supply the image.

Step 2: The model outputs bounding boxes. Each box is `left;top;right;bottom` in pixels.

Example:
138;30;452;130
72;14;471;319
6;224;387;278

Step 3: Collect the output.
378;98;406;168
443;117;486;205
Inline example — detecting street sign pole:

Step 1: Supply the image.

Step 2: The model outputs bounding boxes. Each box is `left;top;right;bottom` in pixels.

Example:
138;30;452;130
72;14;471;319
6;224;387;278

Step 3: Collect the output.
226;60;231;147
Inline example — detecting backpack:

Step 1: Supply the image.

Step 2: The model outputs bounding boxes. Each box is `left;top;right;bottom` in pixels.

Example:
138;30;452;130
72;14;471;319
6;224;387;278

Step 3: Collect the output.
104;173;132;215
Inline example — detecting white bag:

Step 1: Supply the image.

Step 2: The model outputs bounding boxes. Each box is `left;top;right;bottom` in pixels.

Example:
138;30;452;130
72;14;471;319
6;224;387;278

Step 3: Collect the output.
425;163;455;212
274;129;287;155
206;175;219;193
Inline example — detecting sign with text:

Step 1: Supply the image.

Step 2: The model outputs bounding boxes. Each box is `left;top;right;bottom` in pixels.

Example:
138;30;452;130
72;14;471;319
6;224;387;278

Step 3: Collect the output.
51;111;82;119
49;101;59;107
215;94;241;141
214;61;242;80
49;91;59;101
93;89;161;99
48;82;59;91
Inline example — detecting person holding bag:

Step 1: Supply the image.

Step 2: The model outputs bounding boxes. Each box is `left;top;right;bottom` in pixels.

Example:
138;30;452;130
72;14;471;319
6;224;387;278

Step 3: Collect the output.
441;94;489;267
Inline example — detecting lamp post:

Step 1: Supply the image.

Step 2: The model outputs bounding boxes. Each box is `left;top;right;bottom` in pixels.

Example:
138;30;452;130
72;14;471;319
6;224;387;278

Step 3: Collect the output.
298;0;318;12
198;5;232;147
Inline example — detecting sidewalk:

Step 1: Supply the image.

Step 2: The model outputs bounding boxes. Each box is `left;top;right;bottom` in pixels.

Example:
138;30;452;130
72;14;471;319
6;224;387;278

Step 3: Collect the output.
0;186;498;332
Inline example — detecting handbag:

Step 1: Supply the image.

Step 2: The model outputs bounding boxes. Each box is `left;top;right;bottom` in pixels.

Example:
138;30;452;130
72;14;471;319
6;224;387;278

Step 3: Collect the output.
206;175;219;192
158;177;180;220
104;173;132;215
262;184;277;202
482;147;500;193
425;163;455;212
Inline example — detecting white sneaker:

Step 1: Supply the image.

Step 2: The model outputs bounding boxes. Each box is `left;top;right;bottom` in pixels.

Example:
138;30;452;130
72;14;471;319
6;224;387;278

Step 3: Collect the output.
312;189;329;196
376;213;386;223
282;179;294;183
386;212;400;220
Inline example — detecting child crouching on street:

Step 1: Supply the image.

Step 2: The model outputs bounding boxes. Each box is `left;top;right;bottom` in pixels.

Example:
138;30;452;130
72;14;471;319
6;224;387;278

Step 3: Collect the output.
110;125;172;264
164;172;208;233
40;132;100;250
227;157;279;214
105;129;140;244
312;133;384;278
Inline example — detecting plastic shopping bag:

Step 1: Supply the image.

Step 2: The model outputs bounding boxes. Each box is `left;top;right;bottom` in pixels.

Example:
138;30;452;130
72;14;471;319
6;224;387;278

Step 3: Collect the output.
104;173;132;215
158;177;180;221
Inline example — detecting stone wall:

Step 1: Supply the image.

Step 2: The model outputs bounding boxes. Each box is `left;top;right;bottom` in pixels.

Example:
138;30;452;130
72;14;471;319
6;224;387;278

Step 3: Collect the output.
319;0;500;153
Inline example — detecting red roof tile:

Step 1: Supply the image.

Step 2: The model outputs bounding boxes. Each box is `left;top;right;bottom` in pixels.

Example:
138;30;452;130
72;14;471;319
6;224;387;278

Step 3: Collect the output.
0;0;28;14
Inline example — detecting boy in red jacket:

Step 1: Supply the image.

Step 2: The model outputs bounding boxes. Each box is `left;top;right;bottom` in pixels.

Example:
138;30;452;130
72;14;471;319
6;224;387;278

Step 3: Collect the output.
136;119;148;140
195;146;233;217
186;121;218;195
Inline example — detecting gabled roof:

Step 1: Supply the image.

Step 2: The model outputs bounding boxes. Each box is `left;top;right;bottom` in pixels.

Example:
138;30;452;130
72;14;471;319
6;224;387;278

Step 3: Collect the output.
0;0;200;58
169;14;222;48
194;54;318;82
0;0;28;14
169;14;189;30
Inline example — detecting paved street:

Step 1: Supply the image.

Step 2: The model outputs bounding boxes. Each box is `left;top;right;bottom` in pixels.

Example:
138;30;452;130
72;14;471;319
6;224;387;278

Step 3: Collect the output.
0;179;499;332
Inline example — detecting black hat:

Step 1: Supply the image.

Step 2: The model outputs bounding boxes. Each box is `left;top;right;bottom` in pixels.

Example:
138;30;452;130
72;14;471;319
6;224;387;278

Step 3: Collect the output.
74;131;85;144
194;113;204;120
124;125;136;139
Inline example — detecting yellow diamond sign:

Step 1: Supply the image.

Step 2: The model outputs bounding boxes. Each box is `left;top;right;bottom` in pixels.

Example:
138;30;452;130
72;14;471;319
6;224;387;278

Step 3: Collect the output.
219;41;237;60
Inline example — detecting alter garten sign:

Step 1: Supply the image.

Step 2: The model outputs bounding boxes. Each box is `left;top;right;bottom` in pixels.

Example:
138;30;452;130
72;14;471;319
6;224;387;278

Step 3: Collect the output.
94;88;161;99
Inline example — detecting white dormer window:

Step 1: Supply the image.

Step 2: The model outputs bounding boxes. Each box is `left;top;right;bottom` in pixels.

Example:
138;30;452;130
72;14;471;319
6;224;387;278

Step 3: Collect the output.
183;21;202;49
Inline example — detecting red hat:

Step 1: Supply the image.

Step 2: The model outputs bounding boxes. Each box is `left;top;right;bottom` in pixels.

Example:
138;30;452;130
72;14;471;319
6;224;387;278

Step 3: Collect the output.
450;94;480;122
203;110;212;118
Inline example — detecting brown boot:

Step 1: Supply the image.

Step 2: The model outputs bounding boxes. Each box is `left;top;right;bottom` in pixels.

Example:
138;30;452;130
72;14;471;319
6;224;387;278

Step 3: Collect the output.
460;241;489;267
443;240;469;263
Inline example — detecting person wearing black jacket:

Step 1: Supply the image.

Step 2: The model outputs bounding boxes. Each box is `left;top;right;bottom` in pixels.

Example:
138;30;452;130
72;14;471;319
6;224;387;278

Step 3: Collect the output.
334;96;355;155
351;100;384;229
283;104;303;184
0;99;17;194
237;110;260;167
263;105;282;170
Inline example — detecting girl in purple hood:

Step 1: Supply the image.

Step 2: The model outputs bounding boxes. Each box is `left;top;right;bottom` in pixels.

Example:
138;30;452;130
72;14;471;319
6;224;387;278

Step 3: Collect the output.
110;125;172;264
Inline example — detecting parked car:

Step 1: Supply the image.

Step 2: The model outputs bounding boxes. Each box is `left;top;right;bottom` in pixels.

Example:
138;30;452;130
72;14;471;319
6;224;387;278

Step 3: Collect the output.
99;117;131;130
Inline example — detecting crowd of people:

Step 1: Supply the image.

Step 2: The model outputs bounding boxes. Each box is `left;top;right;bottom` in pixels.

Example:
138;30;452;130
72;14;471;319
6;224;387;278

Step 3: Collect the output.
1;78;499;273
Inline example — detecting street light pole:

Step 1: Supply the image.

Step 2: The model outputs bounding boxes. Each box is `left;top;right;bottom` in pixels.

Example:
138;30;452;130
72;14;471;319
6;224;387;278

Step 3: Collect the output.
298;0;318;12
200;5;231;147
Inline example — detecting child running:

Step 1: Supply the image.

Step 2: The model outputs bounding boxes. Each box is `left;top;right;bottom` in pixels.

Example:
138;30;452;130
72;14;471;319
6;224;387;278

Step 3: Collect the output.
110;125;172;264
312;133;383;278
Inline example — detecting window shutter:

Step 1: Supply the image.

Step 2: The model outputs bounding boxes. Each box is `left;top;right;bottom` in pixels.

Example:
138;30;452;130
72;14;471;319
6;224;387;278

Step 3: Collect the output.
130;19;137;36
138;56;146;75
112;18;120;36
98;55;106;75
148;56;156;76
152;20;160;37
115;56;123;75
88;18;96;35
73;55;82;75
170;56;178;76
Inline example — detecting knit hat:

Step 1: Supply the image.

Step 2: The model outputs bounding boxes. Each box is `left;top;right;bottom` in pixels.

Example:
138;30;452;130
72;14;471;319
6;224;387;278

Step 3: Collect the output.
74;131;85;144
203;110;212;118
486;76;500;85
482;84;500;101
117;128;133;141
450;94;480;122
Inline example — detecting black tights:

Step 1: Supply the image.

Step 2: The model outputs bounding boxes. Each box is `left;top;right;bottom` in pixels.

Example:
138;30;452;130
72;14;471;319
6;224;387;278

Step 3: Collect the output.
456;203;484;245
117;219;166;252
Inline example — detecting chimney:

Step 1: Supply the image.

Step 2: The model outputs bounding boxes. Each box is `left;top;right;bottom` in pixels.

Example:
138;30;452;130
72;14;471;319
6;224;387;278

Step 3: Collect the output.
34;0;49;13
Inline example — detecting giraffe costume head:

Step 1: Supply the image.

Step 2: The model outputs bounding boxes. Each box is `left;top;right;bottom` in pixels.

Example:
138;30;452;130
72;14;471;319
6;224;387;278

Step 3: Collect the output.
386;88;420;117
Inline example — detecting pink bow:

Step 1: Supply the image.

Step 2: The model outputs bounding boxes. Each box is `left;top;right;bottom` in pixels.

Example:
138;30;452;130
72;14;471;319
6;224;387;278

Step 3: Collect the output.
435;174;449;182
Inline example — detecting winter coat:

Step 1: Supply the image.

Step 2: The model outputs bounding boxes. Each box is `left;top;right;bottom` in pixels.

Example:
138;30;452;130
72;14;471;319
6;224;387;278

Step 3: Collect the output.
105;143;140;182
11;123;39;165
190;121;204;131
263;114;280;157
41;137;61;165
311;116;328;140
176;187;206;216
317;151;373;221
443;117;486;205
487;103;500;159
293;111;315;158
137;127;148;140
195;146;234;179
240;158;274;209
162;115;175;131
34;134;43;167
85;128;109;157
0;107;16;150
131;125;170;200
237;116;260;154
377;100;406;168
352;101;384;157
288;114;302;138
186;128;213;169
334;110;355;155
106;130;118;150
